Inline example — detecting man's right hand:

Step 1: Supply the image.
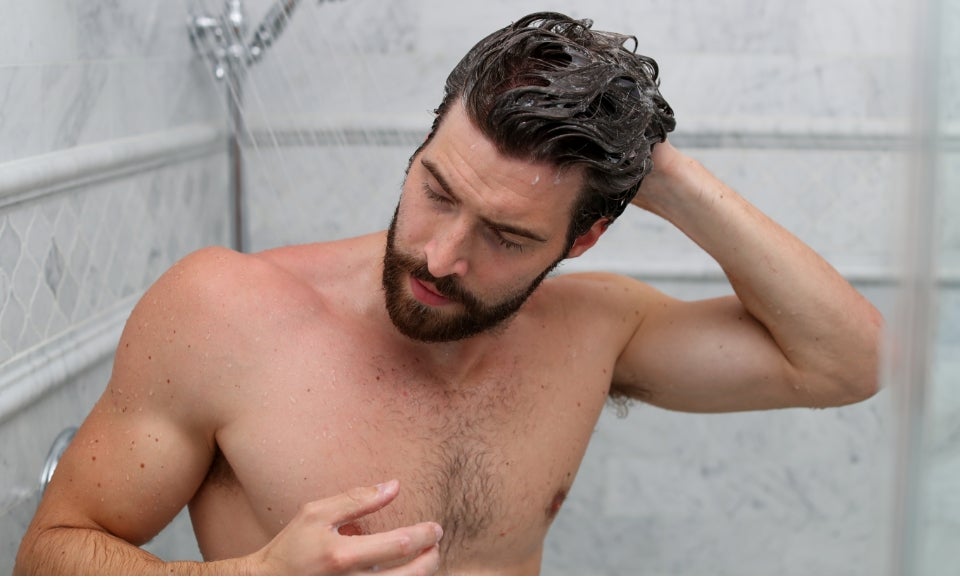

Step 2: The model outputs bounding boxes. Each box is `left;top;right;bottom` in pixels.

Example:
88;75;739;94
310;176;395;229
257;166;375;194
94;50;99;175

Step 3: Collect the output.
248;480;443;575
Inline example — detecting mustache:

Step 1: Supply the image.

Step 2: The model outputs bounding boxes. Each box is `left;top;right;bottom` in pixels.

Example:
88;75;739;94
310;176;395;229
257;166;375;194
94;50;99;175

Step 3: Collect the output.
408;264;480;308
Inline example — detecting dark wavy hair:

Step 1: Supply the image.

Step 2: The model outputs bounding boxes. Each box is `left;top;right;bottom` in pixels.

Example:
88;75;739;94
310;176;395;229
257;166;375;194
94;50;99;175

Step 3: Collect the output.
420;11;676;246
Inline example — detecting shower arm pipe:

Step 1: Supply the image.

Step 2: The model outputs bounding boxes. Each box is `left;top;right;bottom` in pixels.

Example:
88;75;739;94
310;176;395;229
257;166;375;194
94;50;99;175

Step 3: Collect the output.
189;0;342;251
188;0;345;251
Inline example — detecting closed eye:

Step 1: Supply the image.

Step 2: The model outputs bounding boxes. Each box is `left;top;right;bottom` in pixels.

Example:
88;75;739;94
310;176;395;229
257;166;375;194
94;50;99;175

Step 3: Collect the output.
424;182;525;252
489;227;524;252
422;182;453;206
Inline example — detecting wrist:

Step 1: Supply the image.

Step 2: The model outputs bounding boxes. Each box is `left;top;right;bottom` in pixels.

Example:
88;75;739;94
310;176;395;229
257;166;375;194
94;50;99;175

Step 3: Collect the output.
635;147;712;218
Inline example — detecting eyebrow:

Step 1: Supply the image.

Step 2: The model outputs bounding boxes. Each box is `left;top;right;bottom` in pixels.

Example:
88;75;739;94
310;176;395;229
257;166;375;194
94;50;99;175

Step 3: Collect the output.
421;158;549;243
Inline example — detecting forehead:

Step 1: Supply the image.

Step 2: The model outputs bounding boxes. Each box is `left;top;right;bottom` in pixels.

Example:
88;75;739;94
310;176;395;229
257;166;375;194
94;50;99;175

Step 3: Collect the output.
421;102;585;216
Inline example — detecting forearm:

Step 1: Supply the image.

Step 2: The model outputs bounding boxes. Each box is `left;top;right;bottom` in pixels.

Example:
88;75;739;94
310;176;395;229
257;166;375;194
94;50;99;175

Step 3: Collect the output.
637;145;883;400
15;526;254;575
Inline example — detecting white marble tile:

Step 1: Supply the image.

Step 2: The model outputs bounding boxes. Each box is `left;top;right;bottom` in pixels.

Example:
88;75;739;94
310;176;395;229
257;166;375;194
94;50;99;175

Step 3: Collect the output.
244;145;408;251
940;154;960;272
0;0;952;577
0;358;111;574
0;0;78;66
656;53;910;124
110;61;166;137
795;0;915;55
144;0;198;61
541;392;895;574
0;66;45;163
41;62;113;151
246;0;915;137
166;60;227;129
76;0;148;61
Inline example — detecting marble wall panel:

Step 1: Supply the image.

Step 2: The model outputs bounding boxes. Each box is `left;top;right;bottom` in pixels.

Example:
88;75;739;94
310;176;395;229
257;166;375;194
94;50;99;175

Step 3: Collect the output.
0;0;78;66
243;0;914;128
0;359;111;574
1;0;229;574
0;0;224;163
1;0;951;577
0;67;45;164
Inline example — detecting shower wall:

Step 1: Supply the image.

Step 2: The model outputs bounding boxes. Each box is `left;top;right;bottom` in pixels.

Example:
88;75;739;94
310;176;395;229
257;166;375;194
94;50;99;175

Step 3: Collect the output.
239;0;930;575
0;0;229;573
0;0;952;577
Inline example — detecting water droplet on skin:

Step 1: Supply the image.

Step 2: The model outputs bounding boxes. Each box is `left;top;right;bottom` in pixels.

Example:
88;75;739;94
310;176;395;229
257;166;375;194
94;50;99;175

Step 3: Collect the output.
531;174;540;185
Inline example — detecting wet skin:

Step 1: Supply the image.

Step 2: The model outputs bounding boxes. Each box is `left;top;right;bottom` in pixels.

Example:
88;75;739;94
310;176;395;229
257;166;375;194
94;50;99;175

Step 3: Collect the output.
19;99;882;575
184;103;611;573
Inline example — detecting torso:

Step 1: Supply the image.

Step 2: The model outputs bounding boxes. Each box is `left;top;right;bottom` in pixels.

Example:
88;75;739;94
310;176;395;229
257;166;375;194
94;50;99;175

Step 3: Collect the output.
184;235;623;574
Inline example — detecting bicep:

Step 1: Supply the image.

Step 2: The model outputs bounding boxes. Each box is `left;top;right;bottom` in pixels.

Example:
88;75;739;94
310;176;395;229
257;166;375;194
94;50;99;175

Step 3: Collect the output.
612;294;802;413
37;386;216;546
32;278;221;546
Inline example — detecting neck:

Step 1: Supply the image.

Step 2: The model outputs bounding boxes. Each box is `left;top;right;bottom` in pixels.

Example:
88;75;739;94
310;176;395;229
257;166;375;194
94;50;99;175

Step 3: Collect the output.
387;311;518;387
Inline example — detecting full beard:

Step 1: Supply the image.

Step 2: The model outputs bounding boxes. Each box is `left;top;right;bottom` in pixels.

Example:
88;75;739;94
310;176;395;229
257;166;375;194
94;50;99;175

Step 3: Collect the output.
382;208;564;343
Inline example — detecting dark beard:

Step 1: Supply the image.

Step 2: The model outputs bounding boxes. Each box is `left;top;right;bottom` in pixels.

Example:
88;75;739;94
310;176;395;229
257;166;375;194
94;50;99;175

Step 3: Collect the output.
382;207;565;343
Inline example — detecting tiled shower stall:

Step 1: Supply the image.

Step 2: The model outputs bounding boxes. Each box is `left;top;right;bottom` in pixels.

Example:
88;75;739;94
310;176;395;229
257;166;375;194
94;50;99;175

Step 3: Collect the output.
1;0;956;575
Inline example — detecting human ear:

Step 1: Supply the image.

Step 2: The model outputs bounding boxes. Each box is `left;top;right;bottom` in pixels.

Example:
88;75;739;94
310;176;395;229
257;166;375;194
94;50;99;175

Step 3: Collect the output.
565;218;609;259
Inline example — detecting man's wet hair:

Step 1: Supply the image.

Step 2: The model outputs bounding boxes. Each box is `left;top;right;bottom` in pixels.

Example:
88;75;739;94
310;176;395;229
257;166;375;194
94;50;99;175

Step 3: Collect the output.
424;11;676;246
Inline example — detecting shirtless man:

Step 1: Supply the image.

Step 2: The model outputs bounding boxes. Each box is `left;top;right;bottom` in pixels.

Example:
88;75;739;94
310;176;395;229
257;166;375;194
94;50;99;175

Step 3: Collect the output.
15;12;882;575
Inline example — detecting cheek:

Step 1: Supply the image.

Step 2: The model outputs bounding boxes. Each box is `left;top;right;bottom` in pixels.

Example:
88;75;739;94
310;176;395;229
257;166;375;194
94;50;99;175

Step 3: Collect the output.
472;258;549;301
394;193;429;245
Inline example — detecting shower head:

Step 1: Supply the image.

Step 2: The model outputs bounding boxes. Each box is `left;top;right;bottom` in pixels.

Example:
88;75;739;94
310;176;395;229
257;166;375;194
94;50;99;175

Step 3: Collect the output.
189;0;345;79
248;0;302;64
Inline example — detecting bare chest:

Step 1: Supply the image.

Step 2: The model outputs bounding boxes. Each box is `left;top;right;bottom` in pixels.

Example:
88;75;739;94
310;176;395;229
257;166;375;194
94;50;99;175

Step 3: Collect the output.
193;319;610;570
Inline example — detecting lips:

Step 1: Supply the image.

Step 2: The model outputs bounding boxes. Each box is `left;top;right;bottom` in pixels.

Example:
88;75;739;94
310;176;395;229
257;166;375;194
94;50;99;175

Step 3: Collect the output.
410;275;451;306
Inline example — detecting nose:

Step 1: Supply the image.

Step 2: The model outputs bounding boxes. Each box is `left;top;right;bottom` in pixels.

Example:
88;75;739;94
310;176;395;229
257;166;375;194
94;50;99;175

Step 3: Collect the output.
423;221;470;278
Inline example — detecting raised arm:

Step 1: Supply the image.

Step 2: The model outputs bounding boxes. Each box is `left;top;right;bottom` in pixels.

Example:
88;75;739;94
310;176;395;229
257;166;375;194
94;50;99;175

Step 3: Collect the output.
610;141;883;412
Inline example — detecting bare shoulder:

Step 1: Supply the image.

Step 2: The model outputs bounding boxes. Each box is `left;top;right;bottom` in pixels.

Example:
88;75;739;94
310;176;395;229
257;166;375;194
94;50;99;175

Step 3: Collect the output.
530;270;674;350
541;270;672;321
22;246;293;546
110;246;283;420
147;240;360;324
115;244;345;407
